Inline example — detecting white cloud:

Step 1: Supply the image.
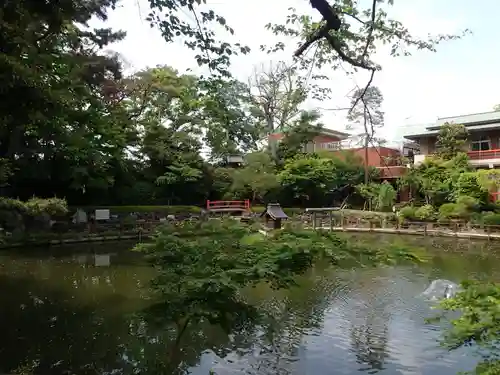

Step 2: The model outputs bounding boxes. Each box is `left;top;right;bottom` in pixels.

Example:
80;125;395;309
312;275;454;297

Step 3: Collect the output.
90;0;495;142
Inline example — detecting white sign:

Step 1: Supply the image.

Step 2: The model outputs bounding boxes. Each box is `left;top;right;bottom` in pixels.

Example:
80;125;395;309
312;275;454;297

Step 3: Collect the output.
95;209;110;221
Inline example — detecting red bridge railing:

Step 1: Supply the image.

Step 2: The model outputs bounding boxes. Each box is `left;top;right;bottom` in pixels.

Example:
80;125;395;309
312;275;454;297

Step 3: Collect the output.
206;200;250;211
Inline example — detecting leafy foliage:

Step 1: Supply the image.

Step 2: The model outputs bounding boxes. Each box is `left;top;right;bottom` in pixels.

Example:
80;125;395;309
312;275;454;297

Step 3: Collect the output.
231;152;279;202
278;153;368;206
356;181;396;212
433;281;500;375
276;111;324;162
436;123;469;160
414;204;435;221
135;219;425;355
0;197;68;235
399;153;472;206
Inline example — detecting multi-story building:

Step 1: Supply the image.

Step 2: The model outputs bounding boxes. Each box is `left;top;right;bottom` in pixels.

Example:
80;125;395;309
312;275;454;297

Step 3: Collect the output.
404;111;500;168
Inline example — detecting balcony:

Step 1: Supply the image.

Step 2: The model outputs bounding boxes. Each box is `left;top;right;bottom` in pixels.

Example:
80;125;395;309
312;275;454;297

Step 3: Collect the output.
413;149;500;168
316;141;342;151
467;149;500;166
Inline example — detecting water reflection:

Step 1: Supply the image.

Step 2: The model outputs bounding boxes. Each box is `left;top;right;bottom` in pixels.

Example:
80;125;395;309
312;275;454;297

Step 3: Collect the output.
75;254;111;267
0;237;497;375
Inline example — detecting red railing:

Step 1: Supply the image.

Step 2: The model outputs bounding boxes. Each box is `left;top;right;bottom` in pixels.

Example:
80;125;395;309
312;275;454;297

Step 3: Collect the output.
490;192;500;202
206;200;250;211
467;149;500;160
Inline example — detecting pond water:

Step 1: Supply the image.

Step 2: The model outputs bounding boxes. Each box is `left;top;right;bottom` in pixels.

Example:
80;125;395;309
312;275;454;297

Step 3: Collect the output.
0;235;499;375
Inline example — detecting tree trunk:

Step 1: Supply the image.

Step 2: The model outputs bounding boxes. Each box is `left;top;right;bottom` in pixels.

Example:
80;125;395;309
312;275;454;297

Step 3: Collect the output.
364;134;369;185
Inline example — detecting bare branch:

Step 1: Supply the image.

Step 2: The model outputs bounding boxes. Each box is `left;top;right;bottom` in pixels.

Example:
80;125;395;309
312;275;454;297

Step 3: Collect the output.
349;69;375;115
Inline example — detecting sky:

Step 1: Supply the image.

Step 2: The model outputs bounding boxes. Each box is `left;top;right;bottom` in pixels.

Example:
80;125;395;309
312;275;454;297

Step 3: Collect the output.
89;0;500;142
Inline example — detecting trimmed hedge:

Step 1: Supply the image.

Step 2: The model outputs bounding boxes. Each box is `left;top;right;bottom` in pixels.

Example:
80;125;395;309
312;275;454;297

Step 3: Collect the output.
332;209;396;221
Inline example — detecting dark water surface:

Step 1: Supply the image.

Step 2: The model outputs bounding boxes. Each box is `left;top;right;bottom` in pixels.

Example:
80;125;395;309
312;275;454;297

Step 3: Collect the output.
0;235;499;375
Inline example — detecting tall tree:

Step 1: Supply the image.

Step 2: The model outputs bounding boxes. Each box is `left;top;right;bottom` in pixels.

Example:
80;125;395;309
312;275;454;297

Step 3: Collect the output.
127;66;208;204
0;0;135;202
347;86;384;184
231;152;279;203
198;78;260;161
276;110;324;163
436;123;468;160
249;62;308;160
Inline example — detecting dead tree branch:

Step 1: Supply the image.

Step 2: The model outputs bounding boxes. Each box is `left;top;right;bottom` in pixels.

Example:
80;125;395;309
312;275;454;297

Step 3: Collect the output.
348;68;375;116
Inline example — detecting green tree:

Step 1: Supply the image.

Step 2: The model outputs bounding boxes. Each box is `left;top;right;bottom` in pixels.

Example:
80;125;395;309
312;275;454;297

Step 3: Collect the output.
231;152;278;203
436;123;468;160
433;281;500;375
210;167;236;200
249;62;309;160
276;110;324;162
1;0;137;203
147;0;467;81
278;154;367;207
356;181;396;212
199;78;260;161
399;153;471;206
347;86;384;184
135;219;424;372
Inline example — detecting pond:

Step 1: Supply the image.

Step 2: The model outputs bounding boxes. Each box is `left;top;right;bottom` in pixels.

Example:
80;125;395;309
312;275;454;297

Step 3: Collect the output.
0;235;499;375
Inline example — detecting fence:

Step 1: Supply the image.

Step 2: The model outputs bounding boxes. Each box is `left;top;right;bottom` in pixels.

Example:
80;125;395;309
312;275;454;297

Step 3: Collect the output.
297;211;500;240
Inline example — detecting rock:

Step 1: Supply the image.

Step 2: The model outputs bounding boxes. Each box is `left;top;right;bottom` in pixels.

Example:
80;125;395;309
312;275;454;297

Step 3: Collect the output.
421;279;460;301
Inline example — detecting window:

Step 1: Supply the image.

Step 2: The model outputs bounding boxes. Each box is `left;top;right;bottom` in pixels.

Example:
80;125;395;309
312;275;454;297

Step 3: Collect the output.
470;136;490;151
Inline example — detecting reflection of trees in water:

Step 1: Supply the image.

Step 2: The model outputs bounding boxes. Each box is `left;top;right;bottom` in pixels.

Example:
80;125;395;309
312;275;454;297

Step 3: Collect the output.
348;272;390;373
349;311;390;372
0;270;259;375
243;273;337;374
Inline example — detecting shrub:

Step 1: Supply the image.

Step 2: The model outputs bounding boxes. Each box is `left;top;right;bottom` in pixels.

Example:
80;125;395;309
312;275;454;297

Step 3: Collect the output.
438;203;468;221
455;195;479;211
415;205;435;221
25;197;68;217
375;181;397;212
398;206;416;222
0;197;28;213
482;213;500;226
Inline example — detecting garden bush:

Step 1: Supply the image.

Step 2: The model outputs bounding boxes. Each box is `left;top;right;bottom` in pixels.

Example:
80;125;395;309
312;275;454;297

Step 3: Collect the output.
455;195;479;211
398;206;416;222
415;205;435;221
481;212;500;226
438;203;468;221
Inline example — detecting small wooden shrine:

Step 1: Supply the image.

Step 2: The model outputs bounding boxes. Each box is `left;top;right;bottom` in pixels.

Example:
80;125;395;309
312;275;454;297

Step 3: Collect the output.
260;203;288;229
